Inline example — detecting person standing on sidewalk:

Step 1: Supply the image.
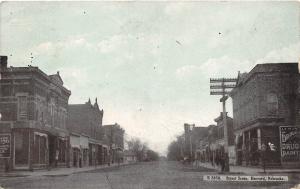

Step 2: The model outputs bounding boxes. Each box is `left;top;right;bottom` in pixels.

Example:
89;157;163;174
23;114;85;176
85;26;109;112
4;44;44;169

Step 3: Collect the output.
55;150;59;167
210;154;214;167
79;152;82;168
220;153;225;172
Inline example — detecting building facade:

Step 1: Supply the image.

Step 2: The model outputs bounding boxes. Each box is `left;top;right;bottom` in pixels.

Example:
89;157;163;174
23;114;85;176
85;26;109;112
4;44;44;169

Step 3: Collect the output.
103;123;124;164
0;56;71;171
67;99;109;167
210;113;235;165
195;113;235;165
123;150;137;164
230;63;300;167
184;124;208;161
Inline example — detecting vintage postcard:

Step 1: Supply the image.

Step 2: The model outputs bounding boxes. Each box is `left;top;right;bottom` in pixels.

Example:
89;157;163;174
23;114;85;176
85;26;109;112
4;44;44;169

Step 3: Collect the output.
0;1;299;189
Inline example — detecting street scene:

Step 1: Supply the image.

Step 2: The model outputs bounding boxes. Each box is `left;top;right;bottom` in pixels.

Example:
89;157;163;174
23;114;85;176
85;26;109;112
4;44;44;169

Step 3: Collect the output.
0;1;300;189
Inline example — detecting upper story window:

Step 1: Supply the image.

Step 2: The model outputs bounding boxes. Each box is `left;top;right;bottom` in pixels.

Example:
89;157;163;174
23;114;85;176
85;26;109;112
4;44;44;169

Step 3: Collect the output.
267;93;278;116
17;95;28;120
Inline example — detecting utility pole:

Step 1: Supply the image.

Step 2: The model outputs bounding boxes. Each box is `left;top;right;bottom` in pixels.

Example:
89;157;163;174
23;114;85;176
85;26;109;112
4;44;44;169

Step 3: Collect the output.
210;78;237;172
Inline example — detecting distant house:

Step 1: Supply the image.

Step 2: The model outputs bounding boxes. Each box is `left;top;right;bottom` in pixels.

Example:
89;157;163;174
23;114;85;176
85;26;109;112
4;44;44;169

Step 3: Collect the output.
124;150;137;163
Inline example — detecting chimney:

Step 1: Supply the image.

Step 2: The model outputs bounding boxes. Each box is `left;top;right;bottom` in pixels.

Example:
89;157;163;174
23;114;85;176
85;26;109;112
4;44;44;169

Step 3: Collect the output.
0;56;8;70
86;98;91;105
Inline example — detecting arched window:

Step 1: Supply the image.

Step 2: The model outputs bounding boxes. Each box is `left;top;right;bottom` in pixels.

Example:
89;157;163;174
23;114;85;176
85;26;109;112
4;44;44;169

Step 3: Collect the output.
267;93;278;116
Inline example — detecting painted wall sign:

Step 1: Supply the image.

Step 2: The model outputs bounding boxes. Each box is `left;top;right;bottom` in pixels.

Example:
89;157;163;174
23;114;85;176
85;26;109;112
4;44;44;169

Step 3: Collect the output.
280;126;300;162
0;134;11;158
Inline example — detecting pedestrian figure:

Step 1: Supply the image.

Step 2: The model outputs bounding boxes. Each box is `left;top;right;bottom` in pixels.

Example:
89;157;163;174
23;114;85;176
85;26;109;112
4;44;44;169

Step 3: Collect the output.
79;152;82;168
215;153;220;167
55;150;59;167
220;154;225;172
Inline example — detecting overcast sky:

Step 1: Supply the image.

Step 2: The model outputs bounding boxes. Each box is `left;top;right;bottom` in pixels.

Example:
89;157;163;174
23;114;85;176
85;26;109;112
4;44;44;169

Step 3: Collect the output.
0;1;299;155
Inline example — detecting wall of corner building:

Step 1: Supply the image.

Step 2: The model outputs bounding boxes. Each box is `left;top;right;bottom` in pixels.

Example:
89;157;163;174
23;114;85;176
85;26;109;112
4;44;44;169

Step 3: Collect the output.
0;70;35;122
257;72;298;124
0;64;71;171
232;64;300;131
232;75;261;131
0;68;70;129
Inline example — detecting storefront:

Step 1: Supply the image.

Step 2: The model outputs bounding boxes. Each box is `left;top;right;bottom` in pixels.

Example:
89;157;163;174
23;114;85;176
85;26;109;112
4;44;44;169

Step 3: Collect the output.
88;142;97;166
13;128;49;170
14;128;30;169
235;126;282;166
48;133;68;168
10;127;69;170
69;134;90;168
32;132;48;167
102;146;109;164
70;134;80;167
80;135;89;167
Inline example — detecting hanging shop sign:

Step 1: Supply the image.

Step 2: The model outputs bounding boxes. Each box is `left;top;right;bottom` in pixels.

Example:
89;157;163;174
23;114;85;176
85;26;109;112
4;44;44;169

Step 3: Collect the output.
280;126;300;162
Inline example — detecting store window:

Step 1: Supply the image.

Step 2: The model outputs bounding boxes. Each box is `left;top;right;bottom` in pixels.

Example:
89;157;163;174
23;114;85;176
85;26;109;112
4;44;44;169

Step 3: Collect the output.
15;130;29;166
18;96;27;120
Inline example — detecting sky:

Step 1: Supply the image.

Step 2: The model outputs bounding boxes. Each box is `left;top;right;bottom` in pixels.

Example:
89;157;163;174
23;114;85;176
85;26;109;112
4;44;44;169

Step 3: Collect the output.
0;1;299;155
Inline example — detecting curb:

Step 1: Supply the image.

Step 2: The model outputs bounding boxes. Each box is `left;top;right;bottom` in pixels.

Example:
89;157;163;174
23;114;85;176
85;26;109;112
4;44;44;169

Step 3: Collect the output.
0;163;131;178
258;171;300;174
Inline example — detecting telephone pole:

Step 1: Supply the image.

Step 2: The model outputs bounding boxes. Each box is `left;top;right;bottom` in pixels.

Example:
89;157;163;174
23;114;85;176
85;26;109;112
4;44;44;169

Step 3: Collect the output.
210;78;237;172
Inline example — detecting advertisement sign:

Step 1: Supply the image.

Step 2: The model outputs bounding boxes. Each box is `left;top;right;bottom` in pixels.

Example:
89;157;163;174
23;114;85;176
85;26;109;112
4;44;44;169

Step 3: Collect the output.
0;134;11;158
280;126;300;162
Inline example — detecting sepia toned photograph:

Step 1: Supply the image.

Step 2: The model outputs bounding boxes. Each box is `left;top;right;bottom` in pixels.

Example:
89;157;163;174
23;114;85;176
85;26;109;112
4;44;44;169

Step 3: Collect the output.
0;1;299;189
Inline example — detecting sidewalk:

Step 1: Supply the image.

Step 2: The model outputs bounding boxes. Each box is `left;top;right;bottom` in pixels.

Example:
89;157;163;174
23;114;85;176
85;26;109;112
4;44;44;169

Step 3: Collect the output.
196;162;300;175
0;163;131;178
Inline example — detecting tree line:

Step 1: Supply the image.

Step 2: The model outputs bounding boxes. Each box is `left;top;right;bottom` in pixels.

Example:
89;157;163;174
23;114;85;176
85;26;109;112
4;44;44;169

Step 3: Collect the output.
167;135;184;161
127;137;159;162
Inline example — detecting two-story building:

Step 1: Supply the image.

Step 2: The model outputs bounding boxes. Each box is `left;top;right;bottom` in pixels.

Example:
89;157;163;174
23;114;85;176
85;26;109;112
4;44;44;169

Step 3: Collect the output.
103;123;124;164
68;99;109;167
195;113;235;165
0;56;71;171
230;63;300;167
184;123;208;161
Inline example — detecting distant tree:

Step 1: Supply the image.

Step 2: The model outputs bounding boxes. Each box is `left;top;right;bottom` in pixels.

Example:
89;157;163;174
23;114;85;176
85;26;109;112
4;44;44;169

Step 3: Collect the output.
127;137;160;162
167;135;184;161
146;149;159;161
127;137;147;162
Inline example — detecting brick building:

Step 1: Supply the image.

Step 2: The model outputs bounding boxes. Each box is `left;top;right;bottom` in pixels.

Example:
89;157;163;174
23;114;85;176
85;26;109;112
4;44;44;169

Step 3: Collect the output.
210;113;235;165
184;123;208;161
68;99;109;167
0;56;71;170
196;113;235;165
103;123;124;164
230;63;300;167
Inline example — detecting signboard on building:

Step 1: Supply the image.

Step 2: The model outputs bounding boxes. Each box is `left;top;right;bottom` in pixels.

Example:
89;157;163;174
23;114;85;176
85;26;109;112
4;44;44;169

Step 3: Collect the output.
280;126;300;162
0;134;11;158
